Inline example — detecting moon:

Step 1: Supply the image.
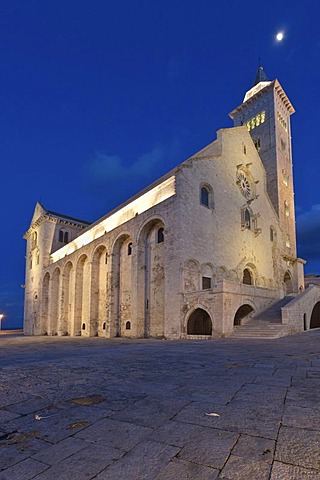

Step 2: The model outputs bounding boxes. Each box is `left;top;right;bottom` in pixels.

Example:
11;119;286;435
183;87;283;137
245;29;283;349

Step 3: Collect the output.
276;32;284;41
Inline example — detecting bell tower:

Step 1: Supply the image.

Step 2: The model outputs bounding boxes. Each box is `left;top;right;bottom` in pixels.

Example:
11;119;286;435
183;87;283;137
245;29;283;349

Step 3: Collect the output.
229;66;296;259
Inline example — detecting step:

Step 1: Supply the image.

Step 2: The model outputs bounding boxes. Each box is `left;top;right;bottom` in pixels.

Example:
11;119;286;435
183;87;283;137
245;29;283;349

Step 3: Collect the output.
229;323;290;339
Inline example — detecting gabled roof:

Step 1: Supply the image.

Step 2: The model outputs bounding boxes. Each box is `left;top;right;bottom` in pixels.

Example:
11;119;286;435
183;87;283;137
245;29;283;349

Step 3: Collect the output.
28;201;91;230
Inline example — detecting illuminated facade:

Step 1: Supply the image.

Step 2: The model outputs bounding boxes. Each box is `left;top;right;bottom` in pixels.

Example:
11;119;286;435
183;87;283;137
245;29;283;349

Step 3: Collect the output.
23;67;306;338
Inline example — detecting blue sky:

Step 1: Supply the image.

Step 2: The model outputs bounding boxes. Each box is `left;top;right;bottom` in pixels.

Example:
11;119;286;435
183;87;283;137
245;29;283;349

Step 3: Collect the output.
1;0;319;328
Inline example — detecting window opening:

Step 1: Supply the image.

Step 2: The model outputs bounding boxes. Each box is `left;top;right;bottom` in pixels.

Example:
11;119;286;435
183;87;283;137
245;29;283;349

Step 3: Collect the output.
243;269;252;285
157;227;164;244
128;242;133;256
254;138;261;152
126;321;131;330
200;187;209;207
202;276;211;290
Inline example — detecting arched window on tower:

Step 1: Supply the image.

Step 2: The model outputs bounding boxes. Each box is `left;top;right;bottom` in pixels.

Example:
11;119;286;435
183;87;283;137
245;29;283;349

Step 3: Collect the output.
286;235;291;248
128;242;133;256
31;231;37;249
59;229;70;244
284;201;290;217
157;227;164;244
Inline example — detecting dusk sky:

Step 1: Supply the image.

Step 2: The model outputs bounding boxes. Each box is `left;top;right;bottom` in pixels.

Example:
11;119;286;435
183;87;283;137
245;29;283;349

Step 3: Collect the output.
1;0;319;329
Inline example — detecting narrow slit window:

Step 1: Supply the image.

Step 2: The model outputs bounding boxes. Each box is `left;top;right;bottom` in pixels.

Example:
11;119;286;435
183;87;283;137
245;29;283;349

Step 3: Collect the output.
157;227;164;244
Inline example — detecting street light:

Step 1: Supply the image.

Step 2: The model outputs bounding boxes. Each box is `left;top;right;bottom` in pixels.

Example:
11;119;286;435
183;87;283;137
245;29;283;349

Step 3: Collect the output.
0;314;4;331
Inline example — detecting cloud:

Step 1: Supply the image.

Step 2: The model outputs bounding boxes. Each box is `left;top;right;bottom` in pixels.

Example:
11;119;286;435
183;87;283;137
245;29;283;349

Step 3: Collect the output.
82;141;181;211
87;144;166;184
296;204;320;273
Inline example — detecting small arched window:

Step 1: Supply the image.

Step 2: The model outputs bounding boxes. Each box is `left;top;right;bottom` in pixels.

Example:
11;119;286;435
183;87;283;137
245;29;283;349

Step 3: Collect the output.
126;321;131;330
241;208;251;229
102;322;106;330
59;229;69;244
82;323;86;330
157;227;164;244
284;201;290;217
286;235;291;248
31;231;37;249
128;242;133;256
270;226;276;242
105;253;108;264
200;186;210;207
243;268;253;285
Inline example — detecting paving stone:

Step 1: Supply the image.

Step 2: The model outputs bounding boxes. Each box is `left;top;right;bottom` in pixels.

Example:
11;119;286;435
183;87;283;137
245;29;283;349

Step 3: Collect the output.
282;405;320;431
1;405;112;443
115;396;190;428
150;420;211;447
174;400;281;439
155;458;219;479
0;392;33;409
275;425;320;470
5;399;53;415
32;442;123;480
231;434;275;464
0;432;49;471
218;454;271;479
74;417;153;450
232;383;287;406
93;440;180;480
270;461;320;479
31;436;89;465
0;410;21;424
178;427;238;469
0;458;49;480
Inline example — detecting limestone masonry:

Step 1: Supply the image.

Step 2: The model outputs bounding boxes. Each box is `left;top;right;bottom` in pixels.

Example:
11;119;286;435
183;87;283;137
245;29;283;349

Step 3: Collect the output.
23;67;320;339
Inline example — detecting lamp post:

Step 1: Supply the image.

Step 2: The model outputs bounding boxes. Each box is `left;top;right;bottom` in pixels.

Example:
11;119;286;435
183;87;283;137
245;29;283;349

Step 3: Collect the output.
0;314;4;331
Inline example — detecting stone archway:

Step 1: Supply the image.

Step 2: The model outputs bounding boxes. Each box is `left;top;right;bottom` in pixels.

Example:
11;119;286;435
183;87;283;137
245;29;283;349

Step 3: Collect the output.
234;304;254;326
310;302;320;329
284;271;293;294
187;308;212;335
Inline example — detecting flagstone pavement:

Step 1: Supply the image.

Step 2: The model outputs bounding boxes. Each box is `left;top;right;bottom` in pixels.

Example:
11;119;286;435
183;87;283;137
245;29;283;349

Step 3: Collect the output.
1;331;320;479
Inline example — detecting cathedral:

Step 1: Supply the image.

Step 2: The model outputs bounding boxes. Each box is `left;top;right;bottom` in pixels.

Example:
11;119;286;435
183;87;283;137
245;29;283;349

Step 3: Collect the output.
23;67;310;339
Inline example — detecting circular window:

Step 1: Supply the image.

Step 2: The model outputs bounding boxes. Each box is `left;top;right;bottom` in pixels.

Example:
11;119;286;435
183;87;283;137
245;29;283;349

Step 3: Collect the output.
237;171;251;199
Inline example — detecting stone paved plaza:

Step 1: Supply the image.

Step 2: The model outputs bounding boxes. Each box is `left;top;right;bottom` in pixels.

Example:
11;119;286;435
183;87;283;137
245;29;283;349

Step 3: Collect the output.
1;332;320;479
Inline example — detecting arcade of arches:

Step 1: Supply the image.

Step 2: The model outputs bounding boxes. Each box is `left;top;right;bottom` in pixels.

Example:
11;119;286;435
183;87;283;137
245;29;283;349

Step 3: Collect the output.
38;220;166;338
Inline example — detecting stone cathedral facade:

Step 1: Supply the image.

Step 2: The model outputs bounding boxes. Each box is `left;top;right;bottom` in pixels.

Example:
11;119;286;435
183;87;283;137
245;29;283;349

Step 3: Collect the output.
23;68;306;339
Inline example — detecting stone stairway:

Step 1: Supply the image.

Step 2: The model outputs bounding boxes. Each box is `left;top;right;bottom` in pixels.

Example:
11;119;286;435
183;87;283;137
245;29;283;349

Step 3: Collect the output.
229;296;295;339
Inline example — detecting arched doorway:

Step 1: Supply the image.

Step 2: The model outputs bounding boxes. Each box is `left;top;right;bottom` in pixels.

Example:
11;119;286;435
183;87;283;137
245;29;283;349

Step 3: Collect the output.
310;302;320;329
187;309;212;335
234;304;254;326
284;271;293;294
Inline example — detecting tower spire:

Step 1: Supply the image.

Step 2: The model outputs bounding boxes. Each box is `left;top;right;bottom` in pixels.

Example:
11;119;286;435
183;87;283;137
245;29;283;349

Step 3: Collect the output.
253;65;268;86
